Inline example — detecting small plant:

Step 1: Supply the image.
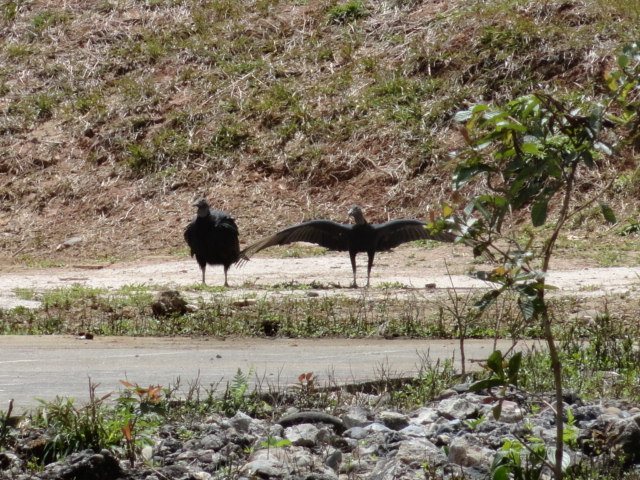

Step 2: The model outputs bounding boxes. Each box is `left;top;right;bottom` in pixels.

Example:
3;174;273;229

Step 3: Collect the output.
449;43;640;479
0;400;17;448
34;93;58;119
491;438;551;480
327;0;368;24
219;367;267;416
464;414;486;432
2;0;18;21
470;350;522;420
377;281;410;289
290;372;322;408
391;357;458;408
260;437;292;449
208;123;251;152
31;9;70;33
117;381;167;466
32;381;119;463
13;287;36;301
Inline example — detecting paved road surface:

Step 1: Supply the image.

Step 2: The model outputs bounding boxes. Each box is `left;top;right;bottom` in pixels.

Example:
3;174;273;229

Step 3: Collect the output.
0;336;538;412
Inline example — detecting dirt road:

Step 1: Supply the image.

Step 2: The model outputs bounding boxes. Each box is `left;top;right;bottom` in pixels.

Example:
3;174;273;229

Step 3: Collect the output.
1;245;638;308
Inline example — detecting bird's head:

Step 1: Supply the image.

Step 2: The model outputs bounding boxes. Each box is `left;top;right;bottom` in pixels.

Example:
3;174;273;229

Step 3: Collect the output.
192;198;210;217
348;205;367;224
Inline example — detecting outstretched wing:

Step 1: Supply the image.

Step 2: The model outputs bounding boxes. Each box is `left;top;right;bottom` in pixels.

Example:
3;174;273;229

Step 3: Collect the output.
241;220;352;259
374;219;457;251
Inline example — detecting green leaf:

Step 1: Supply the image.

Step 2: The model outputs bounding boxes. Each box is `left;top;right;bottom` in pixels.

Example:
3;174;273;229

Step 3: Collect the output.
495;120;527;132
531;200;548;227
517;295;535;321
605;72;619;92
453;161;492;188
589;104;604;134
618;53;630;69
472;243;490;258
454;110;473;122
487;350;505;377
520;142;540;155
581;149;595;168
492;464;510;480
598;200;617;224
469;378;505;392
474;289;501;312
507;352;522;384
492;403;502;420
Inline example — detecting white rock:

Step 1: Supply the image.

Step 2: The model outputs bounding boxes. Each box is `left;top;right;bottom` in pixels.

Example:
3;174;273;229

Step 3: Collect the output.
411;407;440;425
448;435;495;469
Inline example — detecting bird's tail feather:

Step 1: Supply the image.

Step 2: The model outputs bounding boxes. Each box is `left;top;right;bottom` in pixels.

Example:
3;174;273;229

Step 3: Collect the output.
235;252;250;268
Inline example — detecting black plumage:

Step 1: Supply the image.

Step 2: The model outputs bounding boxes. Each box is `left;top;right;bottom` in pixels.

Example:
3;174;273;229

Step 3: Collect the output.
184;198;241;287
241;205;457;287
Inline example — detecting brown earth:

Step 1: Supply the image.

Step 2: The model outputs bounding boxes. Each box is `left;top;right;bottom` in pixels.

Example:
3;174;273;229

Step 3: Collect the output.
1;0;637;268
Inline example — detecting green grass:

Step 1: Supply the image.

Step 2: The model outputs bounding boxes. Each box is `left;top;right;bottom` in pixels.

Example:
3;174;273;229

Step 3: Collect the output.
327;1;369;24
2;281;635;343
555;236;640;267
13;288;36;301
0;284;463;337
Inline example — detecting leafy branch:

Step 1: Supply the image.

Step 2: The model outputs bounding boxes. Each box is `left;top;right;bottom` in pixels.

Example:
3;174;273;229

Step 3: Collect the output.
448;43;640;480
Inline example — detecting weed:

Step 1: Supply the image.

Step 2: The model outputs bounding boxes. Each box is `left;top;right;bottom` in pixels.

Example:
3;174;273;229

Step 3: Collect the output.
0;400;17;449
616;221;640;236
491;437;551;480
289;372;321;408
208;123;251;152
32;10;71;34
2;0;18;21
377;281;410;289
464;414;486;432
117;381;166;466
390;356;459;409
42;285;106;310
260;437;292;449
218;367;269;417
32;381;119;463
13;288;36;301
5;43;36;59
327;1;368;24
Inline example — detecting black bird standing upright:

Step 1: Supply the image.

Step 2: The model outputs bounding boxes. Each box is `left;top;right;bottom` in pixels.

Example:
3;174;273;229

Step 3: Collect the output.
184;198;241;287
240;205;457;287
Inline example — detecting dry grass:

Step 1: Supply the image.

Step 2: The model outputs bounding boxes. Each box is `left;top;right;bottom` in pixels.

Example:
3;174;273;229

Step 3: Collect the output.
0;0;638;263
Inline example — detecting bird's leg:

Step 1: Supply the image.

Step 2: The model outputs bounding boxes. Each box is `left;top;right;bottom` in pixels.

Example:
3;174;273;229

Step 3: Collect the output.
366;252;375;288
349;252;358;288
201;266;206;285
223;266;229;288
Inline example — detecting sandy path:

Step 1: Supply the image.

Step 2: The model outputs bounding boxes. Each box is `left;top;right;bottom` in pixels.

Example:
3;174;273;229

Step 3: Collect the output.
0;245;638;308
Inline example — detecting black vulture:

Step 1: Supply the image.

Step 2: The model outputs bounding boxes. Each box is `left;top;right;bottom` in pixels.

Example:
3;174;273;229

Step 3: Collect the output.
184;198;241;287
241;205;457;287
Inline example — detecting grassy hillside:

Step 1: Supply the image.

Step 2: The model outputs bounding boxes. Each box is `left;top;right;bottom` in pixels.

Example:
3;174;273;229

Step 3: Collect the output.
0;0;638;263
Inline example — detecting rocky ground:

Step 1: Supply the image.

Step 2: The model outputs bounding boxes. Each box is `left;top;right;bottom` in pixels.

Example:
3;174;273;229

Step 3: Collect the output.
1;382;639;480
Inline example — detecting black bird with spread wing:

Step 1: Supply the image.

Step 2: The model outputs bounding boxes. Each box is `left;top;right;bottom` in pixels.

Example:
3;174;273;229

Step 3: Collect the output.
240;205;456;287
184;198;241;287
